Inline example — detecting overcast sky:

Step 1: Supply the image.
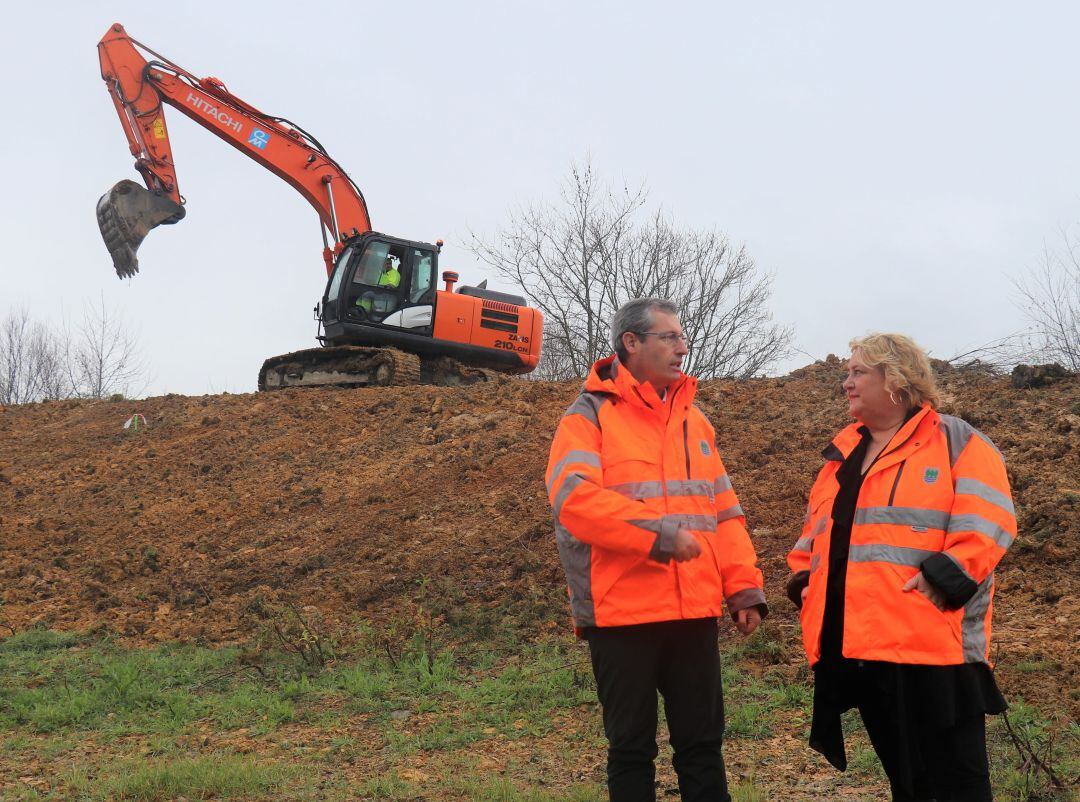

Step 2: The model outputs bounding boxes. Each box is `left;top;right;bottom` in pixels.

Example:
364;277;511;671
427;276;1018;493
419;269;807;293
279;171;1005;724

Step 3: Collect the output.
2;2;1078;395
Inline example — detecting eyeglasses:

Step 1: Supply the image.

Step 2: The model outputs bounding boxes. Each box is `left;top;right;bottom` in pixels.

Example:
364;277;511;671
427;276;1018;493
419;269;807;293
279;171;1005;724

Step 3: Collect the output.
634;331;688;346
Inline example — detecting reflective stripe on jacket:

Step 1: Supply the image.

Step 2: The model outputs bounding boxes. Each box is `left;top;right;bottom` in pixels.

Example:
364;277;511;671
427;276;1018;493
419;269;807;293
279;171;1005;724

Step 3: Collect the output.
787;404;1015;666
546;355;766;628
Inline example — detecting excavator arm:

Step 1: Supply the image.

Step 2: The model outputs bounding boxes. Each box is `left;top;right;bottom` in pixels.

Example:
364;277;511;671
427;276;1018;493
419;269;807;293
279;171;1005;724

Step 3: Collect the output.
97;22;372;278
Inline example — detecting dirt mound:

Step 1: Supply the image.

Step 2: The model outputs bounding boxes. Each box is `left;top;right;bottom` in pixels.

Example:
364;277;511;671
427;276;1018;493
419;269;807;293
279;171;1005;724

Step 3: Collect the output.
1;365;1077;715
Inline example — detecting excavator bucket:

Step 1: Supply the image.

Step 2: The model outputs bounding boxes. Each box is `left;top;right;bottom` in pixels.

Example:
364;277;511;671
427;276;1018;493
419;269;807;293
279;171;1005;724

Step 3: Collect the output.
96;180;186;278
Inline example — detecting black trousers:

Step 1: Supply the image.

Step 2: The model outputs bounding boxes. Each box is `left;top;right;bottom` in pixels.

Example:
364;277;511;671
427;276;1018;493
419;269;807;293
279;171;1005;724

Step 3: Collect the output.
860;698;993;802
585;618;730;802
813;658;995;802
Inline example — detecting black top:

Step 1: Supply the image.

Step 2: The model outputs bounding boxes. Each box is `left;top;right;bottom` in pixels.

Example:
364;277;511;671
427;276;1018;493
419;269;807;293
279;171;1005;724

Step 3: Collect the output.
818;423;871;661
810;417;1007;772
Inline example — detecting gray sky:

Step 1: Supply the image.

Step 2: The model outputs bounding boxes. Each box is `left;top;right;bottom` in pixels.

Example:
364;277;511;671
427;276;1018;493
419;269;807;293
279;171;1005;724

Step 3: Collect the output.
2;2;1078;395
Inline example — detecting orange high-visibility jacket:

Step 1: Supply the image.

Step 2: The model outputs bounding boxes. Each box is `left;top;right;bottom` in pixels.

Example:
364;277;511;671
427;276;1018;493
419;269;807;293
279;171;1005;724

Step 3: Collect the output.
788;404;1015;667
546;355;767;629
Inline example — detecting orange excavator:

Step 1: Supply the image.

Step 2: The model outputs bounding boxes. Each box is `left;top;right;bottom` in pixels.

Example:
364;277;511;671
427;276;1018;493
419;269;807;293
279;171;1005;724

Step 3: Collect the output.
96;23;541;388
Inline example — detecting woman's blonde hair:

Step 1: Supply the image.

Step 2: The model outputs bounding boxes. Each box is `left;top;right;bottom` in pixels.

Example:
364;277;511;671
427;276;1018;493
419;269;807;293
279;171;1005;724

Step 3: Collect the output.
849;333;941;409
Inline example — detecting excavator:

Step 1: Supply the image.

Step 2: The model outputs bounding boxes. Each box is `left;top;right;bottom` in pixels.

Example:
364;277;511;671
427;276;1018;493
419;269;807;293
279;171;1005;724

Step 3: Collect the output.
95;23;542;389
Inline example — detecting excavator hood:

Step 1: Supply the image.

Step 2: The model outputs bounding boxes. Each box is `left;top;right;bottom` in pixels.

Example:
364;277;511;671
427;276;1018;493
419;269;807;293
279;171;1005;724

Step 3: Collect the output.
96;179;186;278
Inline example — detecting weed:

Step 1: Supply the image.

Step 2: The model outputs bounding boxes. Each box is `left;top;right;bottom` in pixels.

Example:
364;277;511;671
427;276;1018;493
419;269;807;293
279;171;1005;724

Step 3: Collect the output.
726;701;773;739
1012;660;1061;674
731;779;768;802
2;628;1074;801
989;701;1079;800
61;754;295;800
769;678;813;709
334;663;393;710
280;672;316;701
734;624;787;664
355;771;415;799
0;628;83;653
211;684;295;732
268;603;335;670
100;658;143;703
447;774;606;801
846;738;886;778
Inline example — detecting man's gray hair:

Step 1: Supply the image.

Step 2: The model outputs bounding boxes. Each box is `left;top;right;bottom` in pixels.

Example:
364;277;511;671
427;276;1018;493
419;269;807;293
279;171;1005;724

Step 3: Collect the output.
611;297;678;361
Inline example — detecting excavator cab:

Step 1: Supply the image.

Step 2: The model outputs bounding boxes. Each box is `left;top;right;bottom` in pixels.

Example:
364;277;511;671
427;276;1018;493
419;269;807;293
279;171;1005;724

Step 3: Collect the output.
323;234;438;332
263;230;540;389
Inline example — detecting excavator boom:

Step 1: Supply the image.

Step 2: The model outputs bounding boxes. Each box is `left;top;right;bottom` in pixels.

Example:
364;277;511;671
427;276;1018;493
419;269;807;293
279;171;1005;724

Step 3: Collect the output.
96;22;371;277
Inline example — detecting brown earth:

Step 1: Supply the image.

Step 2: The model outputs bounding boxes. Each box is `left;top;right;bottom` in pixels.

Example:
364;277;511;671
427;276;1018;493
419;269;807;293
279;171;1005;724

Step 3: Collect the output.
0;359;1077;719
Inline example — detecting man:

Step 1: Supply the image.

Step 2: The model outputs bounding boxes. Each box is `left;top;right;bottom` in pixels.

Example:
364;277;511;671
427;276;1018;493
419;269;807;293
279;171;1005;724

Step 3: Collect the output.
378;256;401;288
356;256;402;312
546;297;768;802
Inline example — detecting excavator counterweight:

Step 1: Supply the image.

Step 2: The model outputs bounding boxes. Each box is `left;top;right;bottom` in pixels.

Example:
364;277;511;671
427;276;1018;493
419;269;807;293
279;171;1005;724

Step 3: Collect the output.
96;180;186;278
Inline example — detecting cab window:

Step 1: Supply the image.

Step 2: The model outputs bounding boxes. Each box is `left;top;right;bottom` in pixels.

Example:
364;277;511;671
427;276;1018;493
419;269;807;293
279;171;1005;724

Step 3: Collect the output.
352;242;390;286
325;245;353;303
410;249;434;302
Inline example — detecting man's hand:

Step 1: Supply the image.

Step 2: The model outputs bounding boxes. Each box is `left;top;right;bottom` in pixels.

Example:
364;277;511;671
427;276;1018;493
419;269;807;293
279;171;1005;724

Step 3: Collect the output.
801;585;809;605
902;571;946;611
735;607;761;635
672;528;701;562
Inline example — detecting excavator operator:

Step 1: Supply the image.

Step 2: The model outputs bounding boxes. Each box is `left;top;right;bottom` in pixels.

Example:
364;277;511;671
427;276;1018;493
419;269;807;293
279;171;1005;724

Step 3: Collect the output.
378;257;401;289
356;257;401;315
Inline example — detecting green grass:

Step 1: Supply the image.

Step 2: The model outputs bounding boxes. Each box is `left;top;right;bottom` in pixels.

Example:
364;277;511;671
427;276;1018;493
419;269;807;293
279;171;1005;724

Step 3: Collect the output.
1011;660;1062;674
446;775;607;801
0;630;247;735
1;625;1075;801
730;780;768;802
64;754;296;800
0;626;606;795
988;701;1080;801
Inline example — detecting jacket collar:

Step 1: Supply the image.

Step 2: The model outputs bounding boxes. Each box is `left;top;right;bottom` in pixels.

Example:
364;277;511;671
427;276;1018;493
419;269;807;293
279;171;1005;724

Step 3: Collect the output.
585;355;697;411
823;403;937;462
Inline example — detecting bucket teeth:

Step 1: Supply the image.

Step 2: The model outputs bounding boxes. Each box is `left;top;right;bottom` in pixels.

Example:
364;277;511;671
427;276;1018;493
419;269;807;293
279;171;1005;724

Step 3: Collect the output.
96;180;185;278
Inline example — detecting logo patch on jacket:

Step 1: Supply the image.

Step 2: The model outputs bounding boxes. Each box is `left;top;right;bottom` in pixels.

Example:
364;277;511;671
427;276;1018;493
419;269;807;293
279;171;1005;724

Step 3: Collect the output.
923;467;940;484
700;440;711;456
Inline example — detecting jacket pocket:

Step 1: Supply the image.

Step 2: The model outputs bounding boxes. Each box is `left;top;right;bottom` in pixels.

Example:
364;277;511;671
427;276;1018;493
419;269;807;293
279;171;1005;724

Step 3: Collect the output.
601;458;660;491
887;460;907;506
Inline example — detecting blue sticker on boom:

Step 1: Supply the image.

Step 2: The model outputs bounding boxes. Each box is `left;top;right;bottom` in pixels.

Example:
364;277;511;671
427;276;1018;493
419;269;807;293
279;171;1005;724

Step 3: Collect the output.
249;129;271;149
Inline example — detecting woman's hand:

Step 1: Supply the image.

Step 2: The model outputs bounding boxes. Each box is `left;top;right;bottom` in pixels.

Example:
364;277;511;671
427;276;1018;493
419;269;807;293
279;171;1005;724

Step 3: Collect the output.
902;571;946;611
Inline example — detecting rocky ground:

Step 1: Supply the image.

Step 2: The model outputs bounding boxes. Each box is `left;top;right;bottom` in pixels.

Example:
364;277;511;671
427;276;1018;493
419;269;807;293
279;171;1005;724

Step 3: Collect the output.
1;359;1077;723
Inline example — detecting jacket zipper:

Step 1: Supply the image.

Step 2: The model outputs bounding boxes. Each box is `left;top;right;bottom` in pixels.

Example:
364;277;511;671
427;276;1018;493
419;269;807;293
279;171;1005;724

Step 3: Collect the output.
662;395;685;619
887;460;906;506
683;419;691;479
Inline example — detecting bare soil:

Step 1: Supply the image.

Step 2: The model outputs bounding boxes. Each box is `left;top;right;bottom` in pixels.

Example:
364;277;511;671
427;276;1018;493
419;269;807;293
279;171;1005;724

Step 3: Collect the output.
1;360;1077;719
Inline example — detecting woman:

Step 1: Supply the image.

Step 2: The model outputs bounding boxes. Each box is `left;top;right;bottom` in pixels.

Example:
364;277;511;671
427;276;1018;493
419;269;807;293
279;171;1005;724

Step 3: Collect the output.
786;334;1014;801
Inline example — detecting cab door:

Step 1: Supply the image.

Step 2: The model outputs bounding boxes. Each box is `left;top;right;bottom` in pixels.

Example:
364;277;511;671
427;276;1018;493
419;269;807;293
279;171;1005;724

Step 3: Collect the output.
321;242;358;324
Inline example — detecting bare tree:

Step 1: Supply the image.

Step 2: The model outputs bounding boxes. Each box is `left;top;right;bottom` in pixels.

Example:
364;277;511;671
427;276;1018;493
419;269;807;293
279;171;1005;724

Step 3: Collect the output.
66;297;149;399
469;160;791;380
0;307;69;405
1013;226;1080;371
1;301;149;405
0;307;34;405
943;332;1034;372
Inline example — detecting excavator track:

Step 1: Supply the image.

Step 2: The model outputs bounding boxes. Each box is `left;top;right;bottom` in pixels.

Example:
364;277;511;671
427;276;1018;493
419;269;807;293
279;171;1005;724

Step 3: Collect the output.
419;356;504;386
258;346;422;391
